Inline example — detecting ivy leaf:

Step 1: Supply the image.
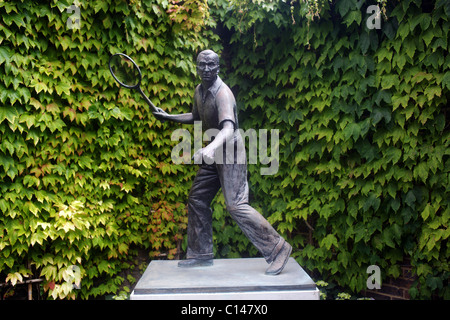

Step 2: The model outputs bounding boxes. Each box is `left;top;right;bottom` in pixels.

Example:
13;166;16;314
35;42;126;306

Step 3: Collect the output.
413;162;429;181
47;119;67;133
20;114;36;129
382;228;396;248
403;39;416;59
7;90;21;105
6;166;18;180
422;28;435;47
336;0;355;17
55;81;71;96
0;155;15;172
359;32;370;55
61;221;75;233
424;86;442;100
0;47;11;65
442;72;450;90
24;175;40;187
343;122;361;141
29;97;43;110
40;265;57;280
98;260;110;274
374;90;391;106
18;87;31;103
376;48;393;62
0;106;19;124
381;75;399;90
288;109;304;125
2;13;26;28
78;156;93;169
371;107;391;125
404;190;416;208
421;203;434;221
384;147;402;165
383;21;396;40
23;201;39;216
392;94;409;110
426;277;443;291
26;130;40;146
94;2;109;13
6;272;23;286
33;82;49;94
363;193;381;212
118;243;128;254
321;234;338;250
344;10;362;27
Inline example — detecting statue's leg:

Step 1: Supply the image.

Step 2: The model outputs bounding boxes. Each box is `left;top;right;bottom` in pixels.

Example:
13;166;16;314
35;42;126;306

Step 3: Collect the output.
217;162;286;264
184;164;221;261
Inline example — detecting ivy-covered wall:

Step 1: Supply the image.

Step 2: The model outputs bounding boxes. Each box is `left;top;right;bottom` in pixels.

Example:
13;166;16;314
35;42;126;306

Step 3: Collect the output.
0;0;219;299
0;0;448;300
211;0;449;299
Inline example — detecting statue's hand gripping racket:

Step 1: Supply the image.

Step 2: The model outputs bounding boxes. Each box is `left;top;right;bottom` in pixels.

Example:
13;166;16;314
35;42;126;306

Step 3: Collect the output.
109;53;166;122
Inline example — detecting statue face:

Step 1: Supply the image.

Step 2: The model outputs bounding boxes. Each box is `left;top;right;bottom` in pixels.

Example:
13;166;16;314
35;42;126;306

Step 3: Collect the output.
197;54;219;83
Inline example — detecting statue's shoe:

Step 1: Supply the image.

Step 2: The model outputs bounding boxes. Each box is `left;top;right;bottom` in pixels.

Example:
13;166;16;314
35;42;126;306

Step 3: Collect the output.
178;259;213;268
265;242;292;275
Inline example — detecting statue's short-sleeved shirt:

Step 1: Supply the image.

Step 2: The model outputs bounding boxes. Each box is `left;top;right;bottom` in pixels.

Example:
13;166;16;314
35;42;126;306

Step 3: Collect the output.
192;76;239;131
191;76;245;164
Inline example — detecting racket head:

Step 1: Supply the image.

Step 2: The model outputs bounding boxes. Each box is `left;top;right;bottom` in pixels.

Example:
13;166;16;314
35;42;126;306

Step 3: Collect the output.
109;53;142;89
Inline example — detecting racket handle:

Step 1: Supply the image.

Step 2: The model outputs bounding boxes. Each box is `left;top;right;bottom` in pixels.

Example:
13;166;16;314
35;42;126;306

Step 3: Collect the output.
138;89;158;112
138;88;165;123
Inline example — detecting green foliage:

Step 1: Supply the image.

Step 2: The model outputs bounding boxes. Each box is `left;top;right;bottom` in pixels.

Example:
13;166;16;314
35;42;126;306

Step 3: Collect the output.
0;0;219;299
211;0;449;299
1;0;448;301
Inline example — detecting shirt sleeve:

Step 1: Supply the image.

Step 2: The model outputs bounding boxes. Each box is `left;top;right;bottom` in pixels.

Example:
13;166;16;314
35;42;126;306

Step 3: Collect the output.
216;86;237;130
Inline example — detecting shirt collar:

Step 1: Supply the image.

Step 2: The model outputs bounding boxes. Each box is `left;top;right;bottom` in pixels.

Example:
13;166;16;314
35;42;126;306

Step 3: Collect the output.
201;76;223;101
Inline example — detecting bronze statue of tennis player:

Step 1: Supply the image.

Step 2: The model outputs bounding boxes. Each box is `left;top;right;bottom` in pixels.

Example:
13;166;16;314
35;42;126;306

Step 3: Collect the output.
153;50;291;275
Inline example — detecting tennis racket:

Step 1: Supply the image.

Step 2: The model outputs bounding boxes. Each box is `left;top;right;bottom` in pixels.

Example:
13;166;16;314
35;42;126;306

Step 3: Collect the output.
109;53;164;121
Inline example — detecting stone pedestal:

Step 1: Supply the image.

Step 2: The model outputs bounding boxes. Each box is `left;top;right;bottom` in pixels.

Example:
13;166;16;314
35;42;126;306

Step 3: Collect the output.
130;258;319;300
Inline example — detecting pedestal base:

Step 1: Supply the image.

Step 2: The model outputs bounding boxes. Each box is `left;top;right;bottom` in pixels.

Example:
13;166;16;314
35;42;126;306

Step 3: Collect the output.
130;258;319;300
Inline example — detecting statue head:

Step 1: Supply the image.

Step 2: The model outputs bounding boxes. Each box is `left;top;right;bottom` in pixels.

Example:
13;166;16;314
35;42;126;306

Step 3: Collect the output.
196;50;220;86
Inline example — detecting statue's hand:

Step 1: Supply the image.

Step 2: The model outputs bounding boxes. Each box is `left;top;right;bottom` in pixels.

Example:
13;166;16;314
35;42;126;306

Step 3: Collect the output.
193;147;215;164
153;108;170;121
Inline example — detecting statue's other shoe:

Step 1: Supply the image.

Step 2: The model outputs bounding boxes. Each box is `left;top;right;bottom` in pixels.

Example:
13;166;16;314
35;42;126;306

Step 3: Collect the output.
178;259;213;268
265;242;292;275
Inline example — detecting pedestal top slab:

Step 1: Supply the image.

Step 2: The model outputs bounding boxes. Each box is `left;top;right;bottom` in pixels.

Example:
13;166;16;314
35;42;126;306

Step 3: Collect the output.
133;258;316;295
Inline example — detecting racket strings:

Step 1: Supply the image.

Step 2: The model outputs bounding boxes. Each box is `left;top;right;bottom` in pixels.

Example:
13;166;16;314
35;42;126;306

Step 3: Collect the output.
110;54;140;88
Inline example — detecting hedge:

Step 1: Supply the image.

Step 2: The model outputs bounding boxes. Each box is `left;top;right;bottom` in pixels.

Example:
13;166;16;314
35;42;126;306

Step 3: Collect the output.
211;0;449;299
0;0;220;299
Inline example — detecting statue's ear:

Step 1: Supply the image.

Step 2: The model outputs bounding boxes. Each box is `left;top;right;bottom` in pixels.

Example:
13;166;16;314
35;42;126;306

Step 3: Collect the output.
214;61;220;74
